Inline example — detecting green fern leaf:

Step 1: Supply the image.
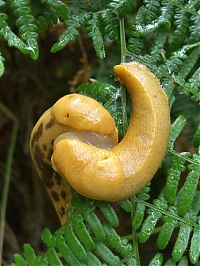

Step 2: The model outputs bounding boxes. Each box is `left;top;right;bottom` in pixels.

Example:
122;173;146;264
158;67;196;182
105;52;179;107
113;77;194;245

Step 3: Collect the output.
189;11;200;43
127;37;144;54
138;196;168;243
164;258;176;266
164;154;186;205
168;115;186;150
156;207;178;250
177;46;200;81
87;13;105;59
190;215;200;264
193;123;200;148
0;13;29;54
8;0;39;60
45;247;62;266
169;2;190;52
177;154;200;216
108;0;137;16
51;12;87;53
41;0;68;21
36;11;58;33
130;0;174;37
149;253;163;266
101;10;119;41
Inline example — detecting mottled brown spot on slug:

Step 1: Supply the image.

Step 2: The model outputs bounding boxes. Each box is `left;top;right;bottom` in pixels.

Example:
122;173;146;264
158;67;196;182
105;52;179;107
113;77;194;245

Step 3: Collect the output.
61;190;67;199
55;174;62;185
47;147;53;161
60;206;65;216
34;145;45;169
31;122;43;147
45;118;55;130
51;191;60;201
42;175;54;188
41;166;54;188
43;144;47;151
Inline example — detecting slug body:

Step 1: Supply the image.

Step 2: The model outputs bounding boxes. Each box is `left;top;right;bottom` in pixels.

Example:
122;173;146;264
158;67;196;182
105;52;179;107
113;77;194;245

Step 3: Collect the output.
30;94;118;224
30;62;170;224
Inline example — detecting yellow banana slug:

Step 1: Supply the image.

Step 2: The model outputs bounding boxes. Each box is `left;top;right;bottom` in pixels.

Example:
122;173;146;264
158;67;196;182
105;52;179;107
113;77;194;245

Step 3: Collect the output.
30;62;170;224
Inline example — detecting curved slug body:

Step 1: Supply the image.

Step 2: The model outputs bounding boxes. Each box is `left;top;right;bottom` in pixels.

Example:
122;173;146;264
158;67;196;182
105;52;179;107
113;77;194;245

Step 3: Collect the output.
30;62;170;224
112;63;170;198
30;94;118;224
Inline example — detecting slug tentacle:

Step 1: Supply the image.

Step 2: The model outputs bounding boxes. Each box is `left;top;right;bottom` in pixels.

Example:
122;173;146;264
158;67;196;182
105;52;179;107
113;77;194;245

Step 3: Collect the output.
30;62;170;224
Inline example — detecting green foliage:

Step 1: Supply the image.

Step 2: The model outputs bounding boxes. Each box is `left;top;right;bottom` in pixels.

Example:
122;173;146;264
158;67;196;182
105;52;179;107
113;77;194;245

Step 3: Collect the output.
11;194;135;266
8;0;39;60
1;0;199;265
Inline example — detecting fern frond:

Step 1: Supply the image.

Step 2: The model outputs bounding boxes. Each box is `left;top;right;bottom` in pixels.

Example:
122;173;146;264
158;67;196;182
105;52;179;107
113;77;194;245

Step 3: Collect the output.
189;11;200;43
41;0;68;21
177;154;200;217
138;194;168;244
132;185;151;230
177;46;200;81
100;10;119;41
51;12;87;53
150;30;168;63
143;0;161;23
193;123;200;148
172;193;200;262
36;11;58;33
87;13;105;59
168;115;186;150
108;0;137;16
169;1;190;52
131;0;174;37
127;37;144;54
0;13;29;54
67;0;109;12
10;194;136;265
8;0;39;60
164;154;186;205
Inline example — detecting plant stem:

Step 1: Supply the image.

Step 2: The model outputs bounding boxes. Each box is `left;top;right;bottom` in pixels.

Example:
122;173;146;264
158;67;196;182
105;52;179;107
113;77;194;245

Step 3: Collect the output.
119;17;128;135
168;149;199;166
0;119;18;265
134;197;200;230
130;198;141;266
119;17;127;63
0;102;18;123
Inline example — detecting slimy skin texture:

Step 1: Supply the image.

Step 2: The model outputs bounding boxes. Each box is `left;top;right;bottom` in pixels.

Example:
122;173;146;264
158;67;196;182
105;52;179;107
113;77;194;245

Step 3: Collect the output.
30;62;170;224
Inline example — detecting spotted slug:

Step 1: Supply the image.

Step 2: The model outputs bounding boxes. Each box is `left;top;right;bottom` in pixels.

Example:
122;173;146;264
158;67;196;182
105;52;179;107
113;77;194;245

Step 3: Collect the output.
30;62;170;224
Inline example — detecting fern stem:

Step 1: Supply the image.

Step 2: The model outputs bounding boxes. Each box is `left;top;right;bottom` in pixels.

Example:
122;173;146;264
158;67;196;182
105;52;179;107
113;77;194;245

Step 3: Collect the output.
169;0;198;16
131;198;141;266
0;122;18;265
119;17;126;63
0;102;18;122
119;17;128;135
134;197;200;230
168;150;199;166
